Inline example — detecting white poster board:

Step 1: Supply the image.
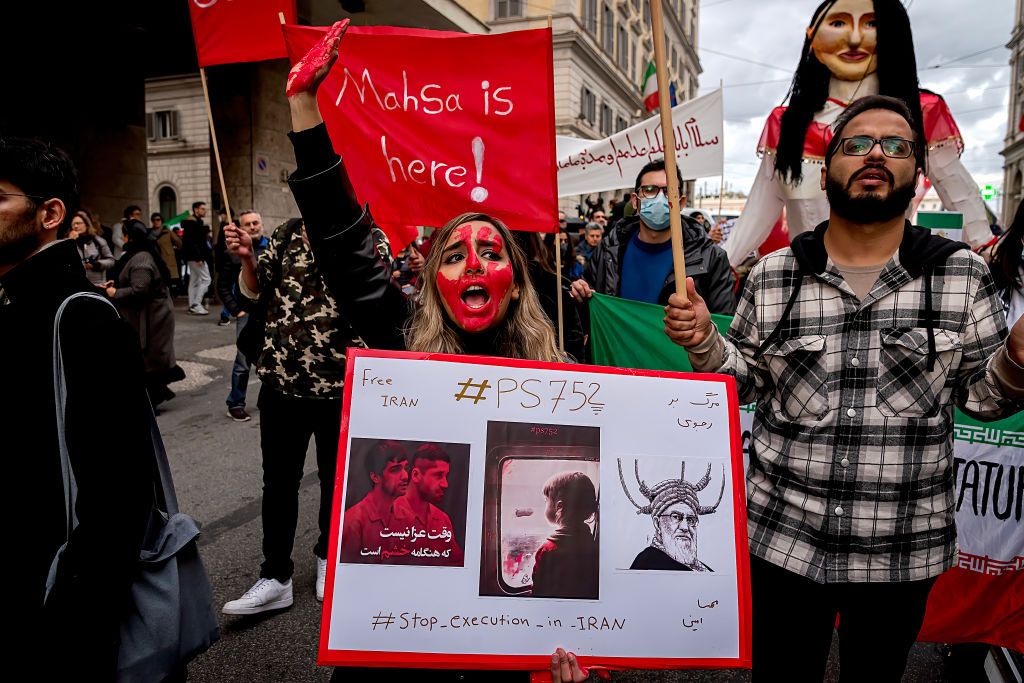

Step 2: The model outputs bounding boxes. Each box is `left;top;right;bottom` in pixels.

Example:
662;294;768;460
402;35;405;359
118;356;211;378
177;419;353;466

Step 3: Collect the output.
320;349;751;670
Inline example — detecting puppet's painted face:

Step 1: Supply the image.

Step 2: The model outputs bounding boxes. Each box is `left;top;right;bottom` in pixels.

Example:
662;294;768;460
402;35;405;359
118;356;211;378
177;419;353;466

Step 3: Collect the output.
435;221;520;334
809;0;878;82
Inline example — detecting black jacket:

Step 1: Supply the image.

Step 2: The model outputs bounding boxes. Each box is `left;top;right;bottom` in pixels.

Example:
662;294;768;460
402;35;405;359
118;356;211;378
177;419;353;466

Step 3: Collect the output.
583;214;737;314
0;239;154;679
181;215;212;263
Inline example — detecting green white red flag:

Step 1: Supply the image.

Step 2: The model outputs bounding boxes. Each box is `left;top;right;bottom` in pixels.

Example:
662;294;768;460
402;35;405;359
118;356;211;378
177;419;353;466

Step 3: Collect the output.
641;61;659;112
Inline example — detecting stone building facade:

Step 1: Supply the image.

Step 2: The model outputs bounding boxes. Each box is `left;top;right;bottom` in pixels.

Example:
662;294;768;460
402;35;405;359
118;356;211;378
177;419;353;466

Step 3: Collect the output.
1002;0;1024;226
145;75;211;222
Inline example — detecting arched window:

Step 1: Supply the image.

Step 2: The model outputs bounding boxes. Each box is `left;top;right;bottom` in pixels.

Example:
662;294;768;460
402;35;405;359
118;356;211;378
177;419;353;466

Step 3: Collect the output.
158;185;177;220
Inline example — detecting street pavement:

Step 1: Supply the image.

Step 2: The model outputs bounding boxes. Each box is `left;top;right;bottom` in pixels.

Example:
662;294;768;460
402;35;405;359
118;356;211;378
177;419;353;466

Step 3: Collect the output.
165;302;957;682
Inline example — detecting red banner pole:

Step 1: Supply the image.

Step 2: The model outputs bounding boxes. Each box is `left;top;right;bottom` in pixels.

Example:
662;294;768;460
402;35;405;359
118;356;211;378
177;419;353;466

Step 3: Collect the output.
548;14;565;356
199;67;232;235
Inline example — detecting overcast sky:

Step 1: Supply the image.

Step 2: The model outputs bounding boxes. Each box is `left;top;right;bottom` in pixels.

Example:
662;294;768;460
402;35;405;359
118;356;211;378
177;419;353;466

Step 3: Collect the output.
695;0;1014;198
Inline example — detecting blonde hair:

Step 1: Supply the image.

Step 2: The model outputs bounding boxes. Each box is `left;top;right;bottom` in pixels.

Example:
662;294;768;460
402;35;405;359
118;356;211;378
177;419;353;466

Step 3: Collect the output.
406;213;562;362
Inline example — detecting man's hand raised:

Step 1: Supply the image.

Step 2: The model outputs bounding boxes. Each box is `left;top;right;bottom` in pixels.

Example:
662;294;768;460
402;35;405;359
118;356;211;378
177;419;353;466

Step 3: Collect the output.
224;223;252;258
664;277;714;348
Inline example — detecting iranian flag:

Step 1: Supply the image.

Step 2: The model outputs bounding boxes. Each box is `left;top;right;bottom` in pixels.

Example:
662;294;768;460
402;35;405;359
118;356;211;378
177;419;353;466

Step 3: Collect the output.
641;61;659;112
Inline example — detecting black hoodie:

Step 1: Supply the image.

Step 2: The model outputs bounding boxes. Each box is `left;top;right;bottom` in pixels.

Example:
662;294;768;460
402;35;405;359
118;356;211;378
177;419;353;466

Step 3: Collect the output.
582;214;737;314
755;220;969;372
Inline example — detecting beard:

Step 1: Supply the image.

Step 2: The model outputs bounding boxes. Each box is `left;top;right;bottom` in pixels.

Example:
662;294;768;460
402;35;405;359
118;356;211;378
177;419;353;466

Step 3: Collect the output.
825;167;917;225
0;207;43;267
660;530;698;567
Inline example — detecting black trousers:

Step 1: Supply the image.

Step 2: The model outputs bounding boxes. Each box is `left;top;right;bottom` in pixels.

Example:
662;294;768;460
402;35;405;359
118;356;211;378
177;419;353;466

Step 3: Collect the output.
257;385;343;582
750;554;937;682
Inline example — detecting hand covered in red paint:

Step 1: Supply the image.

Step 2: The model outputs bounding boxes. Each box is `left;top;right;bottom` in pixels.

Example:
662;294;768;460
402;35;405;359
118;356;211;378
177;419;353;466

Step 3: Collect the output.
547;648;610;681
285;19;349;98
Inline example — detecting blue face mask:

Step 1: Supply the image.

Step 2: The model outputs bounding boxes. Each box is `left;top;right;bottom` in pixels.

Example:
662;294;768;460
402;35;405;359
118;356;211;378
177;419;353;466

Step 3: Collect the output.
639;194;671;231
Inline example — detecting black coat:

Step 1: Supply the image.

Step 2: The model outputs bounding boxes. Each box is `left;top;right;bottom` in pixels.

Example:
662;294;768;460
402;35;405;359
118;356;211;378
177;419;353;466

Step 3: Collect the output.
583;214;737;315
180;215;212;263
0;239;154;679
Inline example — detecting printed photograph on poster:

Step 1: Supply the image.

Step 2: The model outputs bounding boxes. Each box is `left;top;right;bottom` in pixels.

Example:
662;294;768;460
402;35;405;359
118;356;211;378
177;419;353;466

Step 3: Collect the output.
339;438;470;567
616;457;728;573
479;421;601;600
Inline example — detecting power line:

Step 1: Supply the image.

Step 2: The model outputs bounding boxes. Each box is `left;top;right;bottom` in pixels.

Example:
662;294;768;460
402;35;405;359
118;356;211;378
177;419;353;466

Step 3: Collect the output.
701;47;794;73
925;44;1007;68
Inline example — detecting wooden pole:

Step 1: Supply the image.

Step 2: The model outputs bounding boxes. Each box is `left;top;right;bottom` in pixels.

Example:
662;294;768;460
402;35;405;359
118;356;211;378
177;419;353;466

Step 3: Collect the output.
549;14;565;355
199;67;232;233
716;81;726;223
648;0;687;300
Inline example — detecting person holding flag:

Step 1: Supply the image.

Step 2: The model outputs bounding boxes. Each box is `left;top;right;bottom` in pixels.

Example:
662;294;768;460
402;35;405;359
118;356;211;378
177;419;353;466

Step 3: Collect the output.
664;94;1024;680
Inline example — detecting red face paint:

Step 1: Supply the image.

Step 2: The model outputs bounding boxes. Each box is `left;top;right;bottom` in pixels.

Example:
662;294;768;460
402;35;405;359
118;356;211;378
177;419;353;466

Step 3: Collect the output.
286;19;350;97
435;222;516;334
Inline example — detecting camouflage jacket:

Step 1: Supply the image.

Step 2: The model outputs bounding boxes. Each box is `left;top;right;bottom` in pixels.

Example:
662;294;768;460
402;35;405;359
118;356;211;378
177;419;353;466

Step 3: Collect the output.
247;219;361;398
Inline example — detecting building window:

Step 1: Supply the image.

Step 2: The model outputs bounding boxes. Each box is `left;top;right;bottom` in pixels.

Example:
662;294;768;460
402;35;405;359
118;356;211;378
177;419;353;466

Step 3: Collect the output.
615;115;629;133
643;1;650;25
632;0;640;10
583;0;597;34
495;0;524;19
600;103;613;137
617;26;630;72
602;3;614;54
158;185;178;220
146;109;179;141
630;39;638;82
580;87;596;126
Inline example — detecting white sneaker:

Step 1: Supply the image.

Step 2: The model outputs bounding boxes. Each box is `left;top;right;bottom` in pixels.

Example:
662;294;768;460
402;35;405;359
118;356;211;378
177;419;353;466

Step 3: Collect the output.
316;557;328;602
222;578;293;615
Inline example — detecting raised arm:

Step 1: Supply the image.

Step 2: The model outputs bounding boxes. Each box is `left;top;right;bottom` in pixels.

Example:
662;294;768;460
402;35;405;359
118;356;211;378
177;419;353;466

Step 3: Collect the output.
285;21;409;350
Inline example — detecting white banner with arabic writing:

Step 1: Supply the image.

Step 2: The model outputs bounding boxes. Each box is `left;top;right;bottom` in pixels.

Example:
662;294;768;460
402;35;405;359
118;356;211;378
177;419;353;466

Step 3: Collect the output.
556;89;724;197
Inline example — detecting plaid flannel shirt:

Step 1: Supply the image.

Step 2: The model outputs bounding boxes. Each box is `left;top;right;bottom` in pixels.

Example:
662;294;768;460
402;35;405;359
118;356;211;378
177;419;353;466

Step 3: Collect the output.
721;223;1024;583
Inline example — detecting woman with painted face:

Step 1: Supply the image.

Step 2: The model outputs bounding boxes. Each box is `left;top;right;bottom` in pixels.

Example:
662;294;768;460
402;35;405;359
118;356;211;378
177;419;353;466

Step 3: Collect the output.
265;22;604;683
721;0;990;267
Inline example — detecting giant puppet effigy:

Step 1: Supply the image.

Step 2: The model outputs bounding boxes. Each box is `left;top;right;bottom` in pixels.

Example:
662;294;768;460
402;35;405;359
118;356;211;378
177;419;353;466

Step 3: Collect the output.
723;0;990;266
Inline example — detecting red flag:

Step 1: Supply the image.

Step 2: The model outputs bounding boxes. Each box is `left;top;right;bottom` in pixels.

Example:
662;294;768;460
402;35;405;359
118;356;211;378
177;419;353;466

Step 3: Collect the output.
189;0;297;68
919;565;1024;651
282;24;559;244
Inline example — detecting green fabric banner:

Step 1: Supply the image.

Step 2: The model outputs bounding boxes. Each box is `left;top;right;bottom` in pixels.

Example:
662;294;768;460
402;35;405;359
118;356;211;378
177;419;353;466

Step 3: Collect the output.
589;292;731;373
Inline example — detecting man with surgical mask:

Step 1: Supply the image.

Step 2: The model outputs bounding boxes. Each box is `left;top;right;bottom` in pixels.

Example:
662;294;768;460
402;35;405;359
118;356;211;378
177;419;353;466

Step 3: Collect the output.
569;159;735;314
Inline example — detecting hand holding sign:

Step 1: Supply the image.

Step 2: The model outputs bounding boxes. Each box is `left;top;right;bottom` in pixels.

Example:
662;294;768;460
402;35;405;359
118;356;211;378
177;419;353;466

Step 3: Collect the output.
286;19;349;98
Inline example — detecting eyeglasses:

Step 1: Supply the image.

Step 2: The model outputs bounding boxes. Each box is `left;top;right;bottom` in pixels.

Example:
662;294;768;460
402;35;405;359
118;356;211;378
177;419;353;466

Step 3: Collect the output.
637;184;669;199
659;511;699;527
838;136;915;159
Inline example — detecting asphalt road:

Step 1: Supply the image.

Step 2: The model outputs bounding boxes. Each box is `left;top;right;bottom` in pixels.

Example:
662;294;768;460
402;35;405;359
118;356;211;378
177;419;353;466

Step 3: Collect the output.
164;303;959;682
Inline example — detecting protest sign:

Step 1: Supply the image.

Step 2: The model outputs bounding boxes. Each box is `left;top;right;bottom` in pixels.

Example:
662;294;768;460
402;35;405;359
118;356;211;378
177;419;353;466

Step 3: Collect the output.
188;0;296;68
320;348;751;670
282;25;559;248
589;293;1024;652
556;90;724;197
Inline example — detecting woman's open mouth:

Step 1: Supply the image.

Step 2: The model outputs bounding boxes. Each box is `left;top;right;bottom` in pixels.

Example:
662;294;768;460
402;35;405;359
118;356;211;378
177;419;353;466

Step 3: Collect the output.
461;285;491;309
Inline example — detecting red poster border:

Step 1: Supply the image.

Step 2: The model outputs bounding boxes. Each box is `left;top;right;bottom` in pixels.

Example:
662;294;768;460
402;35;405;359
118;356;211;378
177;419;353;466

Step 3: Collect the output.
318;348;752;671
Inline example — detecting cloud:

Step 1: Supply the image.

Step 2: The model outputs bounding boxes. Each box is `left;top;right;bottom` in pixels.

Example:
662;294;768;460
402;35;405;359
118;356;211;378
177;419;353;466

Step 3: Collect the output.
696;0;1014;195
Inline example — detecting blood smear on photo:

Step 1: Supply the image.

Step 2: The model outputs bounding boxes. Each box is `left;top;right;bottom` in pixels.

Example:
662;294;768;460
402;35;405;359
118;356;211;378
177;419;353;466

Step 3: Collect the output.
497;458;599;591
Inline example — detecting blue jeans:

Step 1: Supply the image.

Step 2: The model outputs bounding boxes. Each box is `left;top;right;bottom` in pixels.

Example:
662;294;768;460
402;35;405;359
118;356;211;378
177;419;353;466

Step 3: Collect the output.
227;314;252;408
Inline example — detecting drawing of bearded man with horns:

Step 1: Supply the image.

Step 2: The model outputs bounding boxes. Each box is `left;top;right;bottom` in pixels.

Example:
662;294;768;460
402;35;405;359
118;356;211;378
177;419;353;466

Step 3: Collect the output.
618;459;725;572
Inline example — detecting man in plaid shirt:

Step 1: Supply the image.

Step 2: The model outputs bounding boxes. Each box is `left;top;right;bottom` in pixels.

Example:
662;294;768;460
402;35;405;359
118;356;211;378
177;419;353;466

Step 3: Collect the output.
666;95;1024;680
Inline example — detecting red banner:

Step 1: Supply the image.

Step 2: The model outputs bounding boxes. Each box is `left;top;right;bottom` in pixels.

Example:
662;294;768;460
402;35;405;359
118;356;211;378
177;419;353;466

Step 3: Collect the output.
919;564;1024;652
188;0;297;68
282;25;559;239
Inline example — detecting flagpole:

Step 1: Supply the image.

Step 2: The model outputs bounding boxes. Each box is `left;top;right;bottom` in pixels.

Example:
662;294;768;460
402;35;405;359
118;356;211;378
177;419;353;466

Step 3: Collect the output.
716;80;725;222
199;67;232;233
549;14;565;356
648;0;687;300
